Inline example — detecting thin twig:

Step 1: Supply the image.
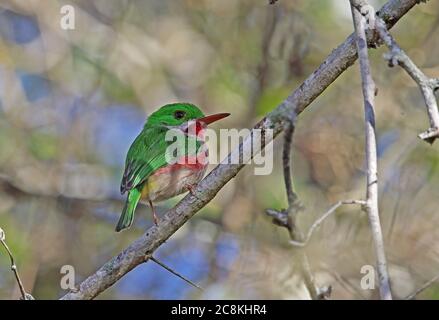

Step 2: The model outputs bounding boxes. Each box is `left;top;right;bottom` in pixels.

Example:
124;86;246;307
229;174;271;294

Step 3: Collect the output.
405;274;439;300
289;200;366;247
265;119;303;235
149;256;203;291
0;227;33;300
298;252;319;299
350;0;392;300
266;113;331;300
266;114;324;299
375;17;439;143
282;120;301;218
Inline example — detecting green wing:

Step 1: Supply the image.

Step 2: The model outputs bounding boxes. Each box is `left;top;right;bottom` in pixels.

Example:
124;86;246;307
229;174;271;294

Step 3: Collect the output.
120;126;202;194
120;126;168;193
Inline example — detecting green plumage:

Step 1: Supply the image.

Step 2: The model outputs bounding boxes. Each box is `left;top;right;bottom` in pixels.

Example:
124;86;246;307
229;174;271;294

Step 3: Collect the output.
116;187;141;232
116;103;205;232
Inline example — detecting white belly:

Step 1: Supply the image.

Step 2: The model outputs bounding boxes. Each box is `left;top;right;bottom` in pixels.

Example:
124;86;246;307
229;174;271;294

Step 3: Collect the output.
141;165;207;203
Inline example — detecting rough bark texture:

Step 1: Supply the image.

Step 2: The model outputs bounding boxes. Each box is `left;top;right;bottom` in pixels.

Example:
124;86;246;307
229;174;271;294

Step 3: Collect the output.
350;0;393;300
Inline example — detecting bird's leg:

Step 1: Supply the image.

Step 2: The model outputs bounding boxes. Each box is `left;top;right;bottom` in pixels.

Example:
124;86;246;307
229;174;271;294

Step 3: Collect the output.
148;200;159;226
185;184;202;201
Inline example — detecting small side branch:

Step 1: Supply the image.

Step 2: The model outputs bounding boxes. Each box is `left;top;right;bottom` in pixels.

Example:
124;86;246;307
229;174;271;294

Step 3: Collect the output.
282;118;304;224
149;256;203;291
289;200;366;247
375;17;439;143
266;115;329;300
0;227;34;300
350;0;393;300
265;117;304;235
405;274;439;300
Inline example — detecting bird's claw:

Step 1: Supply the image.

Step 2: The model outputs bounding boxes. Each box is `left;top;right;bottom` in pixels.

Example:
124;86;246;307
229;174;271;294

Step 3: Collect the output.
186;184;202;201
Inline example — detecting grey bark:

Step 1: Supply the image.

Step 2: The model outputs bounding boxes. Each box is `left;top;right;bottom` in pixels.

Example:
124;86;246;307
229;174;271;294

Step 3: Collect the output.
350;0;393;300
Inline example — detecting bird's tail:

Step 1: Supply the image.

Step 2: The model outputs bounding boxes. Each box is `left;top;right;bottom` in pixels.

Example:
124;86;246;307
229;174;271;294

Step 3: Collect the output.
116;188;141;232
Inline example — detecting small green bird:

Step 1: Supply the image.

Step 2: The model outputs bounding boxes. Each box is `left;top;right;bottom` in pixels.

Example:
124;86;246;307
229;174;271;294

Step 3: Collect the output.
116;103;230;232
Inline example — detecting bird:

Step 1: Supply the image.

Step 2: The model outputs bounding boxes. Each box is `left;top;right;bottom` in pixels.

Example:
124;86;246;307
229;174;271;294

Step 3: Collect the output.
116;103;230;232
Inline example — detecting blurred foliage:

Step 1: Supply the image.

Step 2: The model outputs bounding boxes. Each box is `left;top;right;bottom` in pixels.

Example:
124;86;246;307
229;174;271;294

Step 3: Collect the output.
0;0;439;300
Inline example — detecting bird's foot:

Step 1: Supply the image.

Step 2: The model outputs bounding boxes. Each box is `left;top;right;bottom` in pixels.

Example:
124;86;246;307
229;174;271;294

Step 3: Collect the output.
186;184;195;194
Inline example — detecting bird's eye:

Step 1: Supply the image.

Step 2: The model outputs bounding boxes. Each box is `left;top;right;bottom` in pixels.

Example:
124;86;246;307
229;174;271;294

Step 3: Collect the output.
174;110;186;119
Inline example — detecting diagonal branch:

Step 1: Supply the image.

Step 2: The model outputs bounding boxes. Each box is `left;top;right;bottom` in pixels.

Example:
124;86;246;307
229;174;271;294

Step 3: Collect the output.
149;256;203;291
350;0;392;300
405;273;439;300
60;0;426;300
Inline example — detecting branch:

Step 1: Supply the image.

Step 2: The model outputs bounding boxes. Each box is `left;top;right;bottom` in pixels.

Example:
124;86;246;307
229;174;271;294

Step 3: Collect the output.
149;256;203;291
0;227;34;300
265;119;303;237
267;122;365;300
299;252;332;300
375;16;439;143
265;116;325;299
405;273;439;300
288;200;366;247
350;0;392;300
257;11;322;300
60;0;425;300
282;120;302;219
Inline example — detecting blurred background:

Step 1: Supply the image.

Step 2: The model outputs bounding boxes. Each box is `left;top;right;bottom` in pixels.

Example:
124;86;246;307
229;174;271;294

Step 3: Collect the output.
0;0;439;300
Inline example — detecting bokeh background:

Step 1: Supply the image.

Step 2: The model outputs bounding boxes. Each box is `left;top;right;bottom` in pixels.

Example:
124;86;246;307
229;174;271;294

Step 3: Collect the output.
1;0;439;300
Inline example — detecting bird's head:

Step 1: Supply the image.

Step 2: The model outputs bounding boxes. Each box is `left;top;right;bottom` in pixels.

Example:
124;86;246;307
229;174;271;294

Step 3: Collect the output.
146;103;230;132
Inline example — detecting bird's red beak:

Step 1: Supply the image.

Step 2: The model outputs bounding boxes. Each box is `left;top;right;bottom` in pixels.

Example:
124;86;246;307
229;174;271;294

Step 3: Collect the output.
197;113;230;125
